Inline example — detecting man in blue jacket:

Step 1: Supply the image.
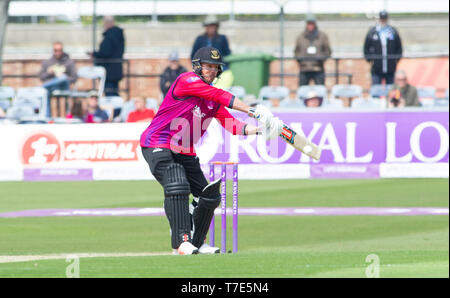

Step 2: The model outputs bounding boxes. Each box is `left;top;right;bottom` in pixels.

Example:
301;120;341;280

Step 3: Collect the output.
91;16;125;96
191;15;231;67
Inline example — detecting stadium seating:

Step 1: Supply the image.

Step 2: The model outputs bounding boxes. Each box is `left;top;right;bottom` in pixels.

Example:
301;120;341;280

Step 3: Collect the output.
296;85;328;100
417;86;436;107
118;98;158;122
279;98;305;109
119;99;135;122
18;118;49;124
321;99;345;109
99;96;124;120
258;99;274;108
71;66;106;98
146;98;159;111
52;117;84;124
0;86;15;112
14;87;48;118
351;98;385;109
434;89;449;107
331;84;363;99
370;84;392;99
258;86;290;101
6;105;36;119
331;84;363;108
434;98;449;108
0;86;15;99
227;86;246;99
257;86;291;109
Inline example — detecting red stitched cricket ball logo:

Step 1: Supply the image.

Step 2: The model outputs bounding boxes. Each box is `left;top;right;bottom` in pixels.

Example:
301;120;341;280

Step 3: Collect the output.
21;131;61;165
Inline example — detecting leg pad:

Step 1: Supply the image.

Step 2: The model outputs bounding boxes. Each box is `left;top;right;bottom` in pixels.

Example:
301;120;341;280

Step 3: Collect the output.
163;164;192;249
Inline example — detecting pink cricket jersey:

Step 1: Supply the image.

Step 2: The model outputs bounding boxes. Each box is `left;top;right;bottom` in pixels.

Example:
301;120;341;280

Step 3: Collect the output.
140;72;246;155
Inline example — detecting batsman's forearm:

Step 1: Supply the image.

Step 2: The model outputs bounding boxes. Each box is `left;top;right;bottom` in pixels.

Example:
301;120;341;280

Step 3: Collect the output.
230;97;250;114
244;124;260;136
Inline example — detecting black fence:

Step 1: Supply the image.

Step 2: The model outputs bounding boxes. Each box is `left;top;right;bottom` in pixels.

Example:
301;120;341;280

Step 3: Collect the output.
2;53;448;99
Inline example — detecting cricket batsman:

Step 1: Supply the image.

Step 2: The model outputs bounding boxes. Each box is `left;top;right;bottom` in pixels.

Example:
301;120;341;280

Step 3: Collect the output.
140;47;283;255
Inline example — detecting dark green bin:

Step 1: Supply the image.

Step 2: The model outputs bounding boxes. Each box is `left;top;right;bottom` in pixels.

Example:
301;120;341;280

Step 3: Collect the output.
224;53;275;96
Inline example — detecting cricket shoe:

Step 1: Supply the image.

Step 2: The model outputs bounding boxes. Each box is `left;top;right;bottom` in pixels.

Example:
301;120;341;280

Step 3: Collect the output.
173;242;199;255
198;243;220;254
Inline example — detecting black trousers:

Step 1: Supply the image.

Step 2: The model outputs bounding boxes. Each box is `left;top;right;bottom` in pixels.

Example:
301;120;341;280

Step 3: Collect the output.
141;147;208;198
299;71;325;86
371;72;394;85
104;80;120;96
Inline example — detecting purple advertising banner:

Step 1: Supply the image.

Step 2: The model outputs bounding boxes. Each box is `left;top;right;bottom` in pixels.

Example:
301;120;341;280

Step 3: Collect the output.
23;168;93;181
310;164;380;179
199;110;449;166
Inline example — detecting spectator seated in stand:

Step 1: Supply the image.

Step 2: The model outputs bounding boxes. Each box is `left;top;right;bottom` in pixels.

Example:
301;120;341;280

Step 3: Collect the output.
39;41;77;118
387;70;420;108
83;90;109;123
302;91;323;108
66;98;85;122
126;96;156;123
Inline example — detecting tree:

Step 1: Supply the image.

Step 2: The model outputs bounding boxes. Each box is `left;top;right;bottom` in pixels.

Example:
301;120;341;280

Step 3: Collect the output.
0;0;11;84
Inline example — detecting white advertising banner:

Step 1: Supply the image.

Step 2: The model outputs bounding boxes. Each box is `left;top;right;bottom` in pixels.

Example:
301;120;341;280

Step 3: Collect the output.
0;109;448;181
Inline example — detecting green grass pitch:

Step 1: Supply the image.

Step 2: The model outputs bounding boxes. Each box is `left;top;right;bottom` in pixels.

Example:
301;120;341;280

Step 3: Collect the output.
0;179;448;278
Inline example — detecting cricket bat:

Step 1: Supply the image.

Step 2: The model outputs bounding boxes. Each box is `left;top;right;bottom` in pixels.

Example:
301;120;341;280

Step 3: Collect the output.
248;108;322;160
279;124;322;161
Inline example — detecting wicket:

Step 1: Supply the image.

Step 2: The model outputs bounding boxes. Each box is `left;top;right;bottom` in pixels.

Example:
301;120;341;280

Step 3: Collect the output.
208;161;238;253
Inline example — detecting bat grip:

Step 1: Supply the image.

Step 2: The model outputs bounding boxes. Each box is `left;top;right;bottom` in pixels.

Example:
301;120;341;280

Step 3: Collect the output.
247;108;256;119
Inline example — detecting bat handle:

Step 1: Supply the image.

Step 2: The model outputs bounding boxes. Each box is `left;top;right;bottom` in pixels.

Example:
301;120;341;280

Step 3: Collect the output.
247;108;256;119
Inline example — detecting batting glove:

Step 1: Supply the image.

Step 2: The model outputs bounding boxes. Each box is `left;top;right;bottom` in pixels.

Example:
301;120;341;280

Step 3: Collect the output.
264;116;284;141
248;104;274;127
